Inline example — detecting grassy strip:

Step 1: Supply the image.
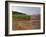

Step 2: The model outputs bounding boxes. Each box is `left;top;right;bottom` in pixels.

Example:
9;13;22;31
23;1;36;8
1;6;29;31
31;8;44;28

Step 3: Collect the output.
12;14;31;19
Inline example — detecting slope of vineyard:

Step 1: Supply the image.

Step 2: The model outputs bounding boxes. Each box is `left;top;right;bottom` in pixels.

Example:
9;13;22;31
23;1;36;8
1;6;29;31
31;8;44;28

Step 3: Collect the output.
12;11;40;30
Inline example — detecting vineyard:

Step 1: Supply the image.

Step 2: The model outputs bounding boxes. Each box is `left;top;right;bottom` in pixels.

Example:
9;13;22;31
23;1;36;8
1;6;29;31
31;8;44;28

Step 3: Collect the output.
12;11;40;30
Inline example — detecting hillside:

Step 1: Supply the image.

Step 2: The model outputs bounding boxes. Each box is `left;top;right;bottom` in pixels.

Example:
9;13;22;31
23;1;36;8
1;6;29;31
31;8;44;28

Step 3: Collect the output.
12;11;31;20
12;11;26;15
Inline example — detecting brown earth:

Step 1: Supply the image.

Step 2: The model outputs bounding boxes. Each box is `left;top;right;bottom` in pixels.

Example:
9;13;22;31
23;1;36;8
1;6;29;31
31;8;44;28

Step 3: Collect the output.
12;15;40;30
12;18;32;30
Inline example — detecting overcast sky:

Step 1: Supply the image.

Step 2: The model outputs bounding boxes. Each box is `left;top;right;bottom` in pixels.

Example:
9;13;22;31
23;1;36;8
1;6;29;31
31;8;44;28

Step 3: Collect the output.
12;6;40;15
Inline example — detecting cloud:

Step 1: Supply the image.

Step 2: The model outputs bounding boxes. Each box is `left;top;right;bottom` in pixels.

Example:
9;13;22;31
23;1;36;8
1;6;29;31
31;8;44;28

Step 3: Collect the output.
12;6;40;15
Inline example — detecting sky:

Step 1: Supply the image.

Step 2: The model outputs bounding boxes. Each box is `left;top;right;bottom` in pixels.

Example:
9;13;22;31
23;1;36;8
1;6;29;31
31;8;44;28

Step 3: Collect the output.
12;6;40;15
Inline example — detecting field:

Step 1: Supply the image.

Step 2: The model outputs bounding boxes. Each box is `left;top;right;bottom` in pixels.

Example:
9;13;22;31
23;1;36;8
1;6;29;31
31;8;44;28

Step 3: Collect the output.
12;11;40;30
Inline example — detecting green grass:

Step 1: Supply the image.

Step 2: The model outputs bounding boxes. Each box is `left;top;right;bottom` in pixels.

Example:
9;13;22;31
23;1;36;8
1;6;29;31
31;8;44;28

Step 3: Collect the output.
13;14;31;19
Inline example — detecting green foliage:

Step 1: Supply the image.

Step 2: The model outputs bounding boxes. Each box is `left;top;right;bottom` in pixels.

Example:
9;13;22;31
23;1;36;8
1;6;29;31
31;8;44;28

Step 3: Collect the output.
12;13;31;19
